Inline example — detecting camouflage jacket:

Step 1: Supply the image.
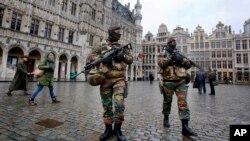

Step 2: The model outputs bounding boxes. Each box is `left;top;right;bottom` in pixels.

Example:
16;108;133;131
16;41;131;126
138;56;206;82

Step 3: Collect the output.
86;43;133;78
158;52;191;81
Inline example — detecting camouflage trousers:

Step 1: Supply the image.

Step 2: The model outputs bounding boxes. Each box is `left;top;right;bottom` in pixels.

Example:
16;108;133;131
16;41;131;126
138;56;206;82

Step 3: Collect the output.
100;78;126;124
162;79;190;120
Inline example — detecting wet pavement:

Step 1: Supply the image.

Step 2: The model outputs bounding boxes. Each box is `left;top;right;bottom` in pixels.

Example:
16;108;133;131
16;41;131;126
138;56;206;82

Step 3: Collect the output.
0;81;250;141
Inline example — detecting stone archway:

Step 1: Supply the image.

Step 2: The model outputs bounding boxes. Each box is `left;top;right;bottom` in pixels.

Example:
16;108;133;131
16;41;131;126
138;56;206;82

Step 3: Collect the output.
28;50;41;73
58;54;68;80
7;47;24;78
70;56;78;80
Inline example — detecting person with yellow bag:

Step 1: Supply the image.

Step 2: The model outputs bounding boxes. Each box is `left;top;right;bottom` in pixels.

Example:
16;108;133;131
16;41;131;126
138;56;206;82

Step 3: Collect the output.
28;51;60;106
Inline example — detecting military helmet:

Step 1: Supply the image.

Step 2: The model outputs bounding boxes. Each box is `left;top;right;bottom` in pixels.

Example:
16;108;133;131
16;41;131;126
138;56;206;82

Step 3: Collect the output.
87;69;105;86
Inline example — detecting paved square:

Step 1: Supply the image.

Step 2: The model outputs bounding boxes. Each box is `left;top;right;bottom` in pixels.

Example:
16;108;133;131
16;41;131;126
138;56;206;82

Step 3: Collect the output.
0;82;250;141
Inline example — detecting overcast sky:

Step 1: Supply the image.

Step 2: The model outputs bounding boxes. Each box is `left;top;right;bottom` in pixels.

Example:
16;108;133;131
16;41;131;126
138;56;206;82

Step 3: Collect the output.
119;0;250;37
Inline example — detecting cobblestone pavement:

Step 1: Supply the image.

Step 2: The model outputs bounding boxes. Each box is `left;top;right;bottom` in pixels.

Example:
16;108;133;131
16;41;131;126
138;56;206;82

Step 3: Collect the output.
0;81;250;141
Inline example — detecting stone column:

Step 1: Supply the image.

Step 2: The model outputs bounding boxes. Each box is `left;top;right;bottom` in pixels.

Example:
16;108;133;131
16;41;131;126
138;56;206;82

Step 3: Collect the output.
54;56;59;79
66;58;71;80
1;49;8;79
2;8;11;28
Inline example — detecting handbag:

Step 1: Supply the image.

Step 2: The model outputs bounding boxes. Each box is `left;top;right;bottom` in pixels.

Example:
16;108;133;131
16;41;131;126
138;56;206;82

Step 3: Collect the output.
33;69;44;77
193;81;198;88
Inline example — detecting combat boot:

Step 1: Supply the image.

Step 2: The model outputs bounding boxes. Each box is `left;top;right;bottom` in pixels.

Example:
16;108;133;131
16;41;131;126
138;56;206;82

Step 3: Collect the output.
163;115;170;128
6;91;13;96
51;97;60;103
113;123;126;141
181;119;197;136
99;124;113;141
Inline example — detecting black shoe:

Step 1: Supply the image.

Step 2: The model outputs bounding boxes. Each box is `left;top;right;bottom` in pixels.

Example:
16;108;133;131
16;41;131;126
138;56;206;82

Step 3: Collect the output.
209;93;215;95
6;91;12;96
52;97;61;103
181;119;197;137
100;124;113;141
113;123;126;141
163;115;170;128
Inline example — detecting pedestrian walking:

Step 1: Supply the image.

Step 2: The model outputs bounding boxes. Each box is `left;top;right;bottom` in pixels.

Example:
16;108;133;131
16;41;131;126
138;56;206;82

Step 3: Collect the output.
195;70;206;94
149;72;154;84
6;55;31;96
28;51;60;106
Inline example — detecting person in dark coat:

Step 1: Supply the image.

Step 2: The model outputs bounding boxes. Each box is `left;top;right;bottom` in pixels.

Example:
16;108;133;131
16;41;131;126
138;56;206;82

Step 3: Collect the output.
149;72;154;84
6;56;31;96
195;70;206;94
208;68;216;95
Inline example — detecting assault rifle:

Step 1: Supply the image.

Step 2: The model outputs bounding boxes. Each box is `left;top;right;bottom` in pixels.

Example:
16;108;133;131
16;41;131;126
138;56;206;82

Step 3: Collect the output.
165;46;203;70
72;43;132;78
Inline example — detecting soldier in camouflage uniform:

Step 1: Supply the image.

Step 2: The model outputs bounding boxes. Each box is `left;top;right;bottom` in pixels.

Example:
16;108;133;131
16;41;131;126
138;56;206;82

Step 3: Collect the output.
86;26;133;141
158;37;197;137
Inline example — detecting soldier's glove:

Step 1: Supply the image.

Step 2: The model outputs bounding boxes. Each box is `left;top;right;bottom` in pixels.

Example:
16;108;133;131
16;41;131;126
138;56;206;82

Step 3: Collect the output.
171;53;183;64
113;52;127;62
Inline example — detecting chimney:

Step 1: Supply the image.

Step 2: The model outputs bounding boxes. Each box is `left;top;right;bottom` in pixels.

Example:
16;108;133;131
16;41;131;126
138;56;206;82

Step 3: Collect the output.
229;25;231;34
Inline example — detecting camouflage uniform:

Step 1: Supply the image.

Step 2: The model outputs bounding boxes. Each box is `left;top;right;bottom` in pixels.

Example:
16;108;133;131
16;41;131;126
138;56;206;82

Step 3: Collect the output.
158;37;197;136
159;54;191;120
86;43;133;124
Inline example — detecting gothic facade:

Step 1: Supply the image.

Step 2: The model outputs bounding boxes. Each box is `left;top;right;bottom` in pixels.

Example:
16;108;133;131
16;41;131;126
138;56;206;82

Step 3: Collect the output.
0;0;143;81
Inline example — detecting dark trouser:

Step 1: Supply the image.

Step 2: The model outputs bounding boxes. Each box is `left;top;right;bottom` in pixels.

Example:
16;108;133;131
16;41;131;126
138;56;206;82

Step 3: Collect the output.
198;81;206;94
209;80;215;95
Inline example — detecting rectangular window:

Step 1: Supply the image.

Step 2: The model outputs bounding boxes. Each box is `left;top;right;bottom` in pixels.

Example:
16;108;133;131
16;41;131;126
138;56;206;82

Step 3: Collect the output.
228;51;232;57
236;54;241;64
217;51;221;58
212;61;216;69
200;36;203;42
58;27;65;41
71;2;76;16
7;56;18;65
236;40;241;50
228;61;232;68
44;23;52;39
48;0;55;6
0;8;4;27
10;12;22;31
221;32;225;38
222;51;227;58
211;41;215;48
216;33;220;38
243;53;248;64
92;9;96;21
217;61;221;68
183;46;187;54
227;40;232;48
223;61;227;69
62;0;68;12
195;43;199;49
205;42;209;48
200;42;204;48
222;41;227;48
30;19;39;35
212;51;216;58
216;41;221;48
191;43;194;49
89;34;94;46
68;30;74;44
242;40;247;49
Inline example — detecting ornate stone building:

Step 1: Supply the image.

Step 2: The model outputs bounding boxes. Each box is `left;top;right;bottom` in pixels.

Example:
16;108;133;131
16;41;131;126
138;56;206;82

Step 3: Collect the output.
233;19;250;84
208;22;234;82
0;0;143;80
141;21;250;84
